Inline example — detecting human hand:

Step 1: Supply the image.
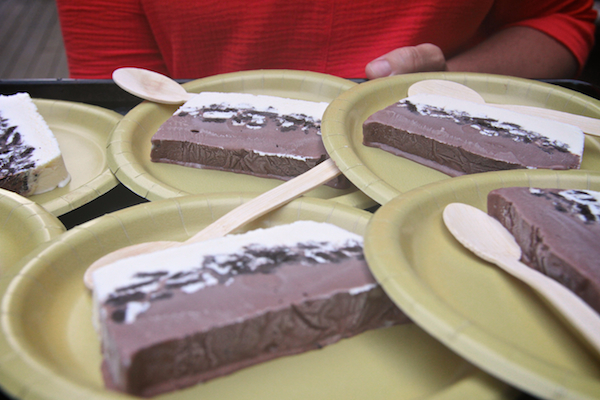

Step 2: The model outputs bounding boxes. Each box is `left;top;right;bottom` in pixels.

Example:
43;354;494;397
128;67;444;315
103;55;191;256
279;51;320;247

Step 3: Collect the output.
365;43;448;79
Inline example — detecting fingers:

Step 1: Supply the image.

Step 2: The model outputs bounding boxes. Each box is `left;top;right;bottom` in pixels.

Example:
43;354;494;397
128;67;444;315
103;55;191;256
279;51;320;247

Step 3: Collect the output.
365;43;448;79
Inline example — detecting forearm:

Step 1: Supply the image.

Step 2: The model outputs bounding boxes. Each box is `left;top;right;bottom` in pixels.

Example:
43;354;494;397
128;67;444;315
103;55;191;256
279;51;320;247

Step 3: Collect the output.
446;26;580;79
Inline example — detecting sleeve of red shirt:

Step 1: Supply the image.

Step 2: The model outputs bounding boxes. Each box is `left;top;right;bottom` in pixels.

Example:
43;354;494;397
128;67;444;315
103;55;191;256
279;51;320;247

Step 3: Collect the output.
486;0;597;74
56;0;169;79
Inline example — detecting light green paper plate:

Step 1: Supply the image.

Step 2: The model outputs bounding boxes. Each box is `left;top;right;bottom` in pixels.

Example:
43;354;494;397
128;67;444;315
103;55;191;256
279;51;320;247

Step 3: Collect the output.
321;72;600;205
0;194;515;400
107;69;375;209
28;99;121;216
365;169;600;400
0;188;65;274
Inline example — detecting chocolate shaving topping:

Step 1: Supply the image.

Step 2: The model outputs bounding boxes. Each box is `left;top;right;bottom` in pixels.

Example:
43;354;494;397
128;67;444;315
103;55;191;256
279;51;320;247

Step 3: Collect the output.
402;100;571;153
0;113;36;191
531;189;600;223
111;309;126;323
105;239;363;323
177;103;321;134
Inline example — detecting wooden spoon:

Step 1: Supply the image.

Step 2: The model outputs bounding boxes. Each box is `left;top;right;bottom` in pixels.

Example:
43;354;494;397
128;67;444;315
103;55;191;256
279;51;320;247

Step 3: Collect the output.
443;202;600;355
408;79;600;136
84;158;342;289
112;67;195;104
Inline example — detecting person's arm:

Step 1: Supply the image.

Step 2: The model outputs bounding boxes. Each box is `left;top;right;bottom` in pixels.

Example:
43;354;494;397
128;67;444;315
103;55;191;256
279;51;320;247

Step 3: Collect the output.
366;0;596;80
365;26;579;80
446;26;579;78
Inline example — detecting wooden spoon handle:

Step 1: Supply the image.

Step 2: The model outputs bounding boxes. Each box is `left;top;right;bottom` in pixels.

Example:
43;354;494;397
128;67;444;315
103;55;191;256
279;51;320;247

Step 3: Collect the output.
186;158;342;243
84;160;341;291
498;256;600;354
489;104;600;136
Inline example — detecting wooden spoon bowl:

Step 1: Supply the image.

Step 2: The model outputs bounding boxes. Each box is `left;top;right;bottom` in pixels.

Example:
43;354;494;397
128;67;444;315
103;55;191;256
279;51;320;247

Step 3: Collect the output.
112;67;195;104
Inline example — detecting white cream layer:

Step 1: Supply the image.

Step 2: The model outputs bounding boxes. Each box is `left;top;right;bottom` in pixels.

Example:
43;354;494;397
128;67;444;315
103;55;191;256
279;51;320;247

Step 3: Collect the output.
403;93;585;157
177;92;329;124
0;93;70;194
92;221;363;304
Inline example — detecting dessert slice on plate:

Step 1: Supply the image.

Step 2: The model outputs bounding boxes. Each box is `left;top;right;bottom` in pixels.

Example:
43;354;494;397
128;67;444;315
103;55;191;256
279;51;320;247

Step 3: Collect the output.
91;220;408;397
151;92;350;188
363;93;584;176
0;93;70;196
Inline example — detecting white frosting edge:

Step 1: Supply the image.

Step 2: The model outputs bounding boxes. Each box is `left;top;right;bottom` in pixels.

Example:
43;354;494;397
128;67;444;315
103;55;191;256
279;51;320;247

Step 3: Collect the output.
0;93;63;164
349;283;377;295
177;92;329;121
252;149;308;161
92;221;363;304
404;94;585;157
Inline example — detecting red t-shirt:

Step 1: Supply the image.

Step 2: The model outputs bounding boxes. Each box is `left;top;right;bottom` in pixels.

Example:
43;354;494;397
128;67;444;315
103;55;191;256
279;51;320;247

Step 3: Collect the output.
56;0;597;79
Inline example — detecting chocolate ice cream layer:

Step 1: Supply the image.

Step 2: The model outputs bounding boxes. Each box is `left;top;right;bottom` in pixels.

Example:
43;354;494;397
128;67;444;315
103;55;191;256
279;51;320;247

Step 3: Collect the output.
488;187;600;313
